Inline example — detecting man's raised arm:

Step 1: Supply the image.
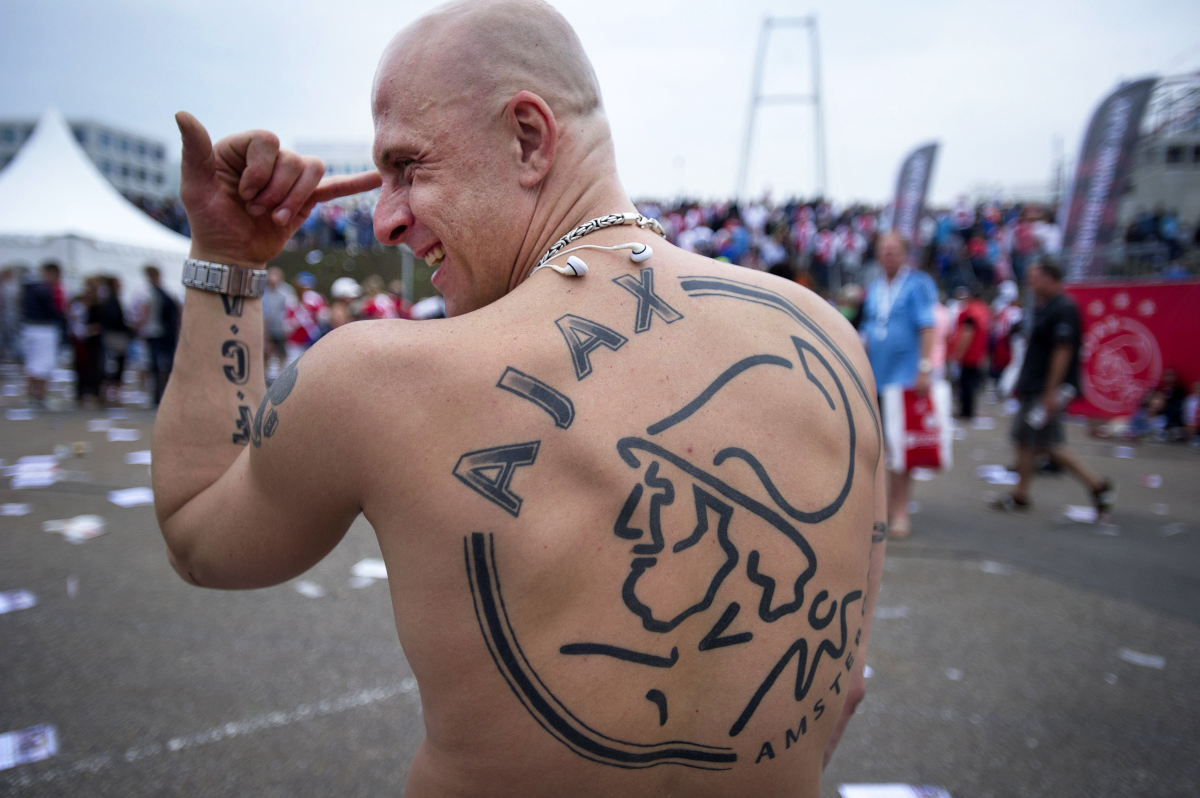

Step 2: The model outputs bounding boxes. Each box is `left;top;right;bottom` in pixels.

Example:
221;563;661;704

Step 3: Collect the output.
153;112;381;589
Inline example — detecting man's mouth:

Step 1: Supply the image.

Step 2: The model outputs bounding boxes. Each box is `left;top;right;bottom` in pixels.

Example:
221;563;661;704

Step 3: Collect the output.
424;243;446;266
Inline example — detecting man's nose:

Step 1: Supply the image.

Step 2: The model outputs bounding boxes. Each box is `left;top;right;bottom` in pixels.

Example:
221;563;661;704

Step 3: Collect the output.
374;186;413;246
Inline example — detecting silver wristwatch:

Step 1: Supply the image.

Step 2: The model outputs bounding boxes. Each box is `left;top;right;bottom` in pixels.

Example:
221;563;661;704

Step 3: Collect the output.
181;259;268;298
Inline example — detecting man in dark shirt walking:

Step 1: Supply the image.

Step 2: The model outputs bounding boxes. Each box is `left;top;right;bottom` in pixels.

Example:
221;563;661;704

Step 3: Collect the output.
20;261;66;407
137;265;180;406
995;259;1114;519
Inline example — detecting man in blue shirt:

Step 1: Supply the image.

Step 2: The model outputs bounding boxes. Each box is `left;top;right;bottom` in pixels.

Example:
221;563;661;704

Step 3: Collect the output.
861;233;936;538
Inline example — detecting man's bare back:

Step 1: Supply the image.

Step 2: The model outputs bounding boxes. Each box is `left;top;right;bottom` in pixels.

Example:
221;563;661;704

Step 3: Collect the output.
153;2;885;795
375;246;882;796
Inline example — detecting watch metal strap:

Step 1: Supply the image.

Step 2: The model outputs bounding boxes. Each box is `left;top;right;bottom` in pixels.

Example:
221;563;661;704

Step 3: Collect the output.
182;259;268;298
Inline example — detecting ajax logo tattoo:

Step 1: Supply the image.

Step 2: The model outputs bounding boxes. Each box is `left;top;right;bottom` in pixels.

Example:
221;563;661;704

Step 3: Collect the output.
460;276;878;770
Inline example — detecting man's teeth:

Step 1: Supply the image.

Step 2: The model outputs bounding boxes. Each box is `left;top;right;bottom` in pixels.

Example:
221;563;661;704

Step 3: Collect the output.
426;245;445;266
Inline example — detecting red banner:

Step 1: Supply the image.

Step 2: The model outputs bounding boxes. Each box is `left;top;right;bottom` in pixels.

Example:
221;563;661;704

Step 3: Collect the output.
1065;280;1200;418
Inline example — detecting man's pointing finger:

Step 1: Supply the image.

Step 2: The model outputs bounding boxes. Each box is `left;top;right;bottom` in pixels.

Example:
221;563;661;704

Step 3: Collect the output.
312;171;383;204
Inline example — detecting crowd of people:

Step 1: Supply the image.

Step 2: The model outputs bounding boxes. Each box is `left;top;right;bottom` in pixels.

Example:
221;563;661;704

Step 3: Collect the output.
1125;205;1198;264
0;263;180;409
259;267;445;368
2;194;1196;448
635;195;1128;292
289;197;380;254
0;261;449;409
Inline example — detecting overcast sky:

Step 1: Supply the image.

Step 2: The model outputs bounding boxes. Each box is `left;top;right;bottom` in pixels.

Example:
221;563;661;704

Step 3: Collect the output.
2;0;1198;204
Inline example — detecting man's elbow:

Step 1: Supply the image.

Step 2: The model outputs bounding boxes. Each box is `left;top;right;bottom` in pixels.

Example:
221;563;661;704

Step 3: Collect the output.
162;522;205;587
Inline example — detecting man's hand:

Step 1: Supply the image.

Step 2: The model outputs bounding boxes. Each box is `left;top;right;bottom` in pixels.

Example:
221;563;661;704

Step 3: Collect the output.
1040;393;1057;422
914;370;930;395
175;111;382;267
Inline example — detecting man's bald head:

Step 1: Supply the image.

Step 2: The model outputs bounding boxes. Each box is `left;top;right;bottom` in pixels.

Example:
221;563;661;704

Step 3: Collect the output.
878;232;908;278
370;0;629;317
375;0;603;124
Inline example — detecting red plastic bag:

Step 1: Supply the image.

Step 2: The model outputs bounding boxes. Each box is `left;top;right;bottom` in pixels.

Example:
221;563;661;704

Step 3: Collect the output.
882;381;953;474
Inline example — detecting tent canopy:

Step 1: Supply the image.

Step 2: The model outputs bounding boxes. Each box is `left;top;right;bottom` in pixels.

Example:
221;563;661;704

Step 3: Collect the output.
0;109;188;295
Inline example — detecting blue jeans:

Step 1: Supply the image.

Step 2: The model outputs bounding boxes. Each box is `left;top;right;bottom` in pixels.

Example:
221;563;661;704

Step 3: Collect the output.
147;336;175;406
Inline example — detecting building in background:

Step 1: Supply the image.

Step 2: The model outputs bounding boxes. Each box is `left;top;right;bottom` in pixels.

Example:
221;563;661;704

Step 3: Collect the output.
0;117;176;204
1122;74;1200;229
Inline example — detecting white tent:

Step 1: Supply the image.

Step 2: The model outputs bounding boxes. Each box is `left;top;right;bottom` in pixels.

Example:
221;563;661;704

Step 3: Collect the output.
0;109;189;298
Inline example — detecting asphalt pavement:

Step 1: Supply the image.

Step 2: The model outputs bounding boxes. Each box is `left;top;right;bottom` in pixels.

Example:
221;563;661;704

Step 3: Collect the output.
1;371;1197;797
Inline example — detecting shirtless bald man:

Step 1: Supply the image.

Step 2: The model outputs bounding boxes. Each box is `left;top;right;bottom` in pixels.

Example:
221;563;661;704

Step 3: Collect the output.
155;1;886;795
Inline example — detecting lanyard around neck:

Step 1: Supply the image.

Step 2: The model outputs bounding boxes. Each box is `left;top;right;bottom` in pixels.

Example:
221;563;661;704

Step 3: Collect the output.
878;267;910;324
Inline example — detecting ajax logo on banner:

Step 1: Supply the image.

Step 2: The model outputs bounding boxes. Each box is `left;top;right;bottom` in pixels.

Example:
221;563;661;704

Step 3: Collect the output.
1081;314;1162;415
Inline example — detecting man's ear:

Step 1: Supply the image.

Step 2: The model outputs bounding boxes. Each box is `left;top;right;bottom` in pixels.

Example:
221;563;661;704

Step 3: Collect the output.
505;90;557;188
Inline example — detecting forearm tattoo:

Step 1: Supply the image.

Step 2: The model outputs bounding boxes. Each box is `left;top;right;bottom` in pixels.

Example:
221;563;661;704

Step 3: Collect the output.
220;322;254;446
458;275;881;769
221;295;244;317
872;523;887;543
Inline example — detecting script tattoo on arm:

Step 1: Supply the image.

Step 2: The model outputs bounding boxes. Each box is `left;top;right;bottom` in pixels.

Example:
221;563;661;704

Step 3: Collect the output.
221;295;245;317
220;322;254;446
250;356;299;448
222;340;250;385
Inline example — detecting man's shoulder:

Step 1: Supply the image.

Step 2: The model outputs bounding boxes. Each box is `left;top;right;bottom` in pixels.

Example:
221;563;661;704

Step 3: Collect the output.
270;318;460;454
910;269;937;295
680;259;856;338
303;317;443;371
1049;291;1080;319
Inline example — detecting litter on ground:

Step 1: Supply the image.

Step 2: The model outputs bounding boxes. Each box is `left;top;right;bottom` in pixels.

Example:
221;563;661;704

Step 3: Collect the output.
1063;505;1098;524
294;580;326;598
125;450;152;465
0;589;38;615
976;465;1019;485
351;558;388;580
1118;648;1165;669
0;724;58;771
980;561;1014;575
840;786;952;798
108;487;154;507
43;515;107;543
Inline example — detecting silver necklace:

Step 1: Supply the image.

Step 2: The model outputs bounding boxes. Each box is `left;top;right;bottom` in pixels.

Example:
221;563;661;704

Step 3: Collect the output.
534;211;665;272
